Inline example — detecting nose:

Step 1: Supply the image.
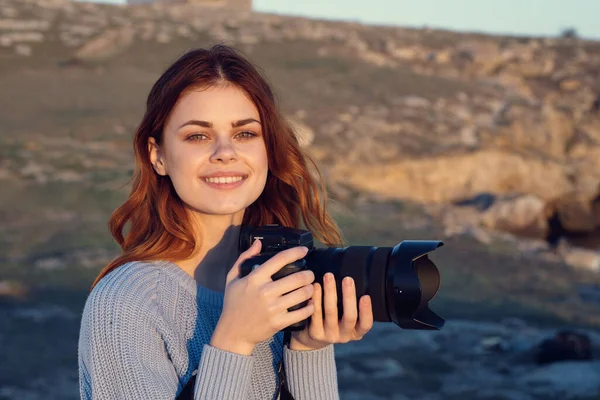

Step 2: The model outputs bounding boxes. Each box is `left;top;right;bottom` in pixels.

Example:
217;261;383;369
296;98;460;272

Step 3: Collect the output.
209;138;237;164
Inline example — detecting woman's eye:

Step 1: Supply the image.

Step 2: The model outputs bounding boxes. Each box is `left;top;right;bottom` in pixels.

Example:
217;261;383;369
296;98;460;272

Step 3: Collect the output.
186;133;208;141
236;130;258;139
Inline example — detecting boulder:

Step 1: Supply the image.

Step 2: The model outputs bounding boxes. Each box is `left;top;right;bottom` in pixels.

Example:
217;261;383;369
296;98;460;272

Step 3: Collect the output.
546;188;599;232
480;194;547;238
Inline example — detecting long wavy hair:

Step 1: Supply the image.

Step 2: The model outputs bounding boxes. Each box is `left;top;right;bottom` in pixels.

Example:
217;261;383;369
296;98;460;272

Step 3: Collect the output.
91;45;343;290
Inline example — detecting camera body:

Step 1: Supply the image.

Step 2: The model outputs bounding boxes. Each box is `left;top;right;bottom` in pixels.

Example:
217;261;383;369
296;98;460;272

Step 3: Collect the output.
239;224;313;331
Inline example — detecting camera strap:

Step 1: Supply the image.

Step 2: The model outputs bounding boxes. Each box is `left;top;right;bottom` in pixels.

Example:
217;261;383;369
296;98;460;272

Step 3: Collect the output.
177;331;295;400
276;330;295;400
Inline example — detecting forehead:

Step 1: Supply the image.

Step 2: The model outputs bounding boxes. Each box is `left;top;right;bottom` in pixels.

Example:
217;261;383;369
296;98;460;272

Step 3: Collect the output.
168;85;260;127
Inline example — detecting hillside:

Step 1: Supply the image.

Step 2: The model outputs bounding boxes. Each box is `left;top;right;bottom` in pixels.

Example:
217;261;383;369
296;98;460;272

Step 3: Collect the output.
1;0;599;398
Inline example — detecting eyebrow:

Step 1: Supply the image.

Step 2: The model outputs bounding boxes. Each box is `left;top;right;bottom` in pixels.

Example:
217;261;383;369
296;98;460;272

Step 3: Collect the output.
178;118;261;130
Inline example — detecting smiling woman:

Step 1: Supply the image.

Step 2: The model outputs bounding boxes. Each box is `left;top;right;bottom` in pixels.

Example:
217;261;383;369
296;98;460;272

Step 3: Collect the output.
77;44;374;400
147;85;269;224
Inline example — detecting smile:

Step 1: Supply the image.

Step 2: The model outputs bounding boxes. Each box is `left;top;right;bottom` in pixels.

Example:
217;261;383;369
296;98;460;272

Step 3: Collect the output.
204;176;245;184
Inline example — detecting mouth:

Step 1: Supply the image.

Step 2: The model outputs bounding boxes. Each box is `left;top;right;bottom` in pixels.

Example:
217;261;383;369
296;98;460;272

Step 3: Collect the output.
203;175;247;184
201;173;249;190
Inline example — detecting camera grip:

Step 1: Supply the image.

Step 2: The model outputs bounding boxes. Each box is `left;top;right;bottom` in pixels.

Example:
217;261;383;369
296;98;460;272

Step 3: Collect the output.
274;259;309;331
239;255;310;332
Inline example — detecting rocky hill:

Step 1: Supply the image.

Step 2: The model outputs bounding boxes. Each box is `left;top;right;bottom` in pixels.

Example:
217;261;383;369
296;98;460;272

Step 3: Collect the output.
1;0;600;398
2;0;600;248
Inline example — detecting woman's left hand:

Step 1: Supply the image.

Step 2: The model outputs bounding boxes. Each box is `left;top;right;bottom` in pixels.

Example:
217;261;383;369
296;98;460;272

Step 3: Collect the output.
290;272;373;351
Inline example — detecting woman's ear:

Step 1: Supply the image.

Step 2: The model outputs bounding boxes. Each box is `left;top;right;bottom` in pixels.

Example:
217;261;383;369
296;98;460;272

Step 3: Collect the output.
148;137;168;176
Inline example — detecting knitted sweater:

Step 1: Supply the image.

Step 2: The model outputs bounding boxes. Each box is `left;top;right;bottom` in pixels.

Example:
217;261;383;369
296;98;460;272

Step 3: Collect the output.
78;260;339;400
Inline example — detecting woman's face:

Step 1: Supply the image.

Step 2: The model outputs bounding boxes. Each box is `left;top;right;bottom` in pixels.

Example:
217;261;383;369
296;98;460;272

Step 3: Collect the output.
149;85;269;220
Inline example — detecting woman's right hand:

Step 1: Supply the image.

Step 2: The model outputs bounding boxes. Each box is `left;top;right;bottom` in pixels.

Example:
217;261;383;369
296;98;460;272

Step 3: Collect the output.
210;239;316;355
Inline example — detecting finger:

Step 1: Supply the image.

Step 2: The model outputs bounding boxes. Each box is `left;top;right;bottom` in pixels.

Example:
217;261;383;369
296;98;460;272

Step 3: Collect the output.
226;239;262;284
309;282;324;335
340;277;358;334
251;246;309;281
265;269;315;297
278;301;315;330
356;295;374;338
323;273;339;335
277;284;314;312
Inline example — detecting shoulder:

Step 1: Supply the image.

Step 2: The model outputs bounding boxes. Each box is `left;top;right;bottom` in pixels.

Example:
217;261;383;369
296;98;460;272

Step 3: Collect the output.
78;263;174;373
83;261;163;318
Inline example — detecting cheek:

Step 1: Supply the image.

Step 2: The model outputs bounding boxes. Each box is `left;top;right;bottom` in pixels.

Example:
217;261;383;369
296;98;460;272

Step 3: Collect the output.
167;147;201;174
260;152;269;173
256;144;269;172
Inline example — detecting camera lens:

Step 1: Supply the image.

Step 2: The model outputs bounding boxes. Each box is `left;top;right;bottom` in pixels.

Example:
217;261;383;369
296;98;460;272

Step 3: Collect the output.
306;241;444;330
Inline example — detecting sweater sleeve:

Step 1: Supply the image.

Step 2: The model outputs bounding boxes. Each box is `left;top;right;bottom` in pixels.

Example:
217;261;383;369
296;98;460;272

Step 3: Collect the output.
78;268;255;400
283;344;339;400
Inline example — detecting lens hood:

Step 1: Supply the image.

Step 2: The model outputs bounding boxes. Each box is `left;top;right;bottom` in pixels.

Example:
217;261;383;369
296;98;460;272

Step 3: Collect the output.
387;241;444;330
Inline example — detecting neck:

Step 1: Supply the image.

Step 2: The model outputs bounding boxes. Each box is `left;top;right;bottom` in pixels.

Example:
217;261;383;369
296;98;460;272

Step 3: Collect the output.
175;211;245;292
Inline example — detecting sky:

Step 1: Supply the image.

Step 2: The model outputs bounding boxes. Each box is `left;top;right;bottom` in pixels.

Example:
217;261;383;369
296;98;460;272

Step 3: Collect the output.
79;0;600;40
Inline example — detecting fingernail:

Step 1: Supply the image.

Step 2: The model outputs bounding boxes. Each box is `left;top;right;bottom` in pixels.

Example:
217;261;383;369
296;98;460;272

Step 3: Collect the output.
343;277;352;287
301;246;309;253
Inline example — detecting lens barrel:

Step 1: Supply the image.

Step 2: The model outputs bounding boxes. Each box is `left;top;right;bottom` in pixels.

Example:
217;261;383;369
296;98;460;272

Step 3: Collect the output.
306;241;444;331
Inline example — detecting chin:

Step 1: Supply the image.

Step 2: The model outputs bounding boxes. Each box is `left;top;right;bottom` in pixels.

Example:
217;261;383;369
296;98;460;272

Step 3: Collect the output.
210;207;246;216
196;203;249;217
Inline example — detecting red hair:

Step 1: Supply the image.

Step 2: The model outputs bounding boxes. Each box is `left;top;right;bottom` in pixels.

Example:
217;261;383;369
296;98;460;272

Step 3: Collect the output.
91;45;343;290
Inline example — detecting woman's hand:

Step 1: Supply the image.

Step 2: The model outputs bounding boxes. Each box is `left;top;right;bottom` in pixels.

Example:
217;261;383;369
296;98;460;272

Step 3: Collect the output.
211;240;317;355
290;272;374;351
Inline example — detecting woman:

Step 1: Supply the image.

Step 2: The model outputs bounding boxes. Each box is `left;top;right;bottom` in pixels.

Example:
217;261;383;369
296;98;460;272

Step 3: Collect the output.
78;44;374;400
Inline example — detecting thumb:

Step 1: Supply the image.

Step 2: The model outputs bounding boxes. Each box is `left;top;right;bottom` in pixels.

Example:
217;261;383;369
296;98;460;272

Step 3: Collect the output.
226;239;262;285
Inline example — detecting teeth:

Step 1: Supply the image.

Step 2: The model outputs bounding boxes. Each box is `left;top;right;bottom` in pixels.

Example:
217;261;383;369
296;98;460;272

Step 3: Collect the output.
205;176;244;184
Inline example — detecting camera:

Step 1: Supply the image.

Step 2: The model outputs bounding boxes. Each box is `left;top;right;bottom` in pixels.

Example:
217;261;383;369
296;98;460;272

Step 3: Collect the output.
239;224;444;332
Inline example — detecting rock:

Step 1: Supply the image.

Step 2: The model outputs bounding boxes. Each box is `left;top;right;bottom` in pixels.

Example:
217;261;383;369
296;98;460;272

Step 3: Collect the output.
0;19;50;30
55;170;84;182
14;43;32;56
19;161;49;183
11;305;78;323
533;330;593;364
0;35;11;46
156;31;171;44
401;95;431;108
560;79;582;92
1;7;19;18
35;257;65;270
455;39;500;66
1;31;44;44
0;280;28;298
330;150;573;204
546;187;599;232
460;125;478;147
517;361;600;398
557;239;600;272
480;336;511;353
72;27;135;63
480;194;547;238
361;357;406;378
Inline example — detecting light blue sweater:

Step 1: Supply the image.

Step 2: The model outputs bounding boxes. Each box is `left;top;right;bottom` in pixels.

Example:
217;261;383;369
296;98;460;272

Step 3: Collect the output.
78;260;339;399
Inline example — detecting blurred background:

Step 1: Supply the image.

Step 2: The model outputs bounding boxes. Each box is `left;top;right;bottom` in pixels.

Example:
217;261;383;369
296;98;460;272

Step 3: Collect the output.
1;0;600;398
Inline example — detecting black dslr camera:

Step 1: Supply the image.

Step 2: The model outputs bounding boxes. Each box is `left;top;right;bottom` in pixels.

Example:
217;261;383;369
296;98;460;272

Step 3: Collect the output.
239;224;444;332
